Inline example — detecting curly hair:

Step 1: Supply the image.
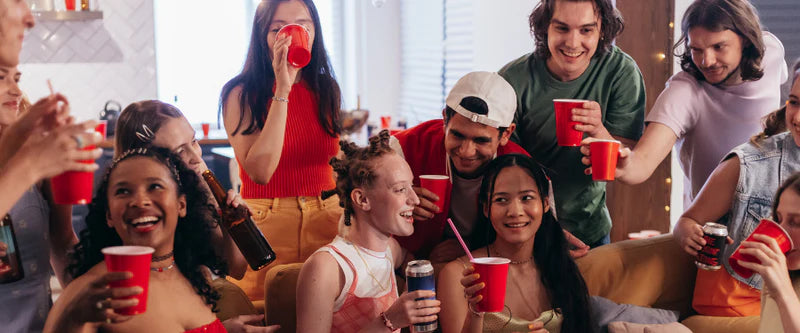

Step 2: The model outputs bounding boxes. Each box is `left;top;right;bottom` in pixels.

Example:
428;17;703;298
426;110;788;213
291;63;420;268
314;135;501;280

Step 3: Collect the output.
329;130;394;226
66;147;227;311
674;0;765;83
472;154;592;333
529;0;624;60
114;100;185;158
750;61;800;145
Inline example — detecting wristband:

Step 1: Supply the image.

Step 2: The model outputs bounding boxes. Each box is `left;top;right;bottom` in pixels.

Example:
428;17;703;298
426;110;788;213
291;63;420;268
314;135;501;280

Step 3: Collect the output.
272;96;289;103
380;311;396;331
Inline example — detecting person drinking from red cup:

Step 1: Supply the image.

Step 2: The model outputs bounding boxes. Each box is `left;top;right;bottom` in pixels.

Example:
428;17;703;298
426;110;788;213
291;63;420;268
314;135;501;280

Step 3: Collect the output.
44;148;279;332
438;154;592;333
220;0;344;307
296;131;440;332
729;219;794;279
738;173;800;332
671;63;800;317
276;23;311;68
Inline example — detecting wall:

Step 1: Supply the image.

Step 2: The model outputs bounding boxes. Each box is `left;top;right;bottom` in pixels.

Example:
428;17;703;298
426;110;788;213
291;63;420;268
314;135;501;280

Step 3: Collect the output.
19;0;157;121
471;0;535;72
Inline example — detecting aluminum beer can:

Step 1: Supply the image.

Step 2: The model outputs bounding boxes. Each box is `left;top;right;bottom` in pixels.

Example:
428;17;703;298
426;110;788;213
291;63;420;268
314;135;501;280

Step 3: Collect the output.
406;260;437;332
695;222;728;270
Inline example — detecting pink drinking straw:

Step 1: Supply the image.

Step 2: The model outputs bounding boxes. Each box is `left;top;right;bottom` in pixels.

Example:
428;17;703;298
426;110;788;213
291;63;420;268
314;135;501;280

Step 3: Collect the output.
447;218;474;262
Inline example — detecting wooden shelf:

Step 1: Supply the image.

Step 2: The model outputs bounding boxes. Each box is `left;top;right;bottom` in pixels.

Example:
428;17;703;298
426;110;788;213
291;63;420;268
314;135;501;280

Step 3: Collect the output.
32;10;103;21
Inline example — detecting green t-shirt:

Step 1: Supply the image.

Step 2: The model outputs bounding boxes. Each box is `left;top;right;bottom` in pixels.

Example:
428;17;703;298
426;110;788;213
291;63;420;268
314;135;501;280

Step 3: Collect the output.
498;46;646;244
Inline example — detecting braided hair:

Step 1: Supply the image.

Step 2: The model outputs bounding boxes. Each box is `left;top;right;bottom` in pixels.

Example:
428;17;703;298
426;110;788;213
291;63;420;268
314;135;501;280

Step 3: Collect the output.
329;130;394;227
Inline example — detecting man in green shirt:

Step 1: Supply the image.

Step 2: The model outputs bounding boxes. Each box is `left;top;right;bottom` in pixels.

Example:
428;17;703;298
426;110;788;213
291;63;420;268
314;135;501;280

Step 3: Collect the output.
499;0;645;246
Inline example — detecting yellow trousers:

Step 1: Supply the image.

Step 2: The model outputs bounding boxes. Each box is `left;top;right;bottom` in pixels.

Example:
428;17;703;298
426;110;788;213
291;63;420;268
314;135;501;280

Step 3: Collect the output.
229;195;342;302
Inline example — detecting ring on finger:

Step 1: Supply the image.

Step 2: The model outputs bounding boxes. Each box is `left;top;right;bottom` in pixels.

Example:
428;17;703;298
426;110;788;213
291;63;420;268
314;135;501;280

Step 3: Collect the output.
71;134;85;149
106;318;112;324
95;300;104;310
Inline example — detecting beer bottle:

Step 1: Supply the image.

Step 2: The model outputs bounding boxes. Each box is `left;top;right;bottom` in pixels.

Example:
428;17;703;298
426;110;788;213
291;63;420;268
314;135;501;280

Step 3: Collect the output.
0;214;24;283
202;170;276;270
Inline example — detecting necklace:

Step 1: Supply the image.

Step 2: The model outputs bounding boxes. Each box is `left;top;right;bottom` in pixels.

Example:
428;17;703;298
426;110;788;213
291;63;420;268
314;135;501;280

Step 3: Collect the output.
351;242;389;292
490;245;533;265
150;260;176;272
152;251;174;262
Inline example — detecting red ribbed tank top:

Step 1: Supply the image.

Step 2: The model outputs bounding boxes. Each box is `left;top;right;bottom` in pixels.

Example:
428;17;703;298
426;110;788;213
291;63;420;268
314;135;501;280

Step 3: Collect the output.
238;82;338;199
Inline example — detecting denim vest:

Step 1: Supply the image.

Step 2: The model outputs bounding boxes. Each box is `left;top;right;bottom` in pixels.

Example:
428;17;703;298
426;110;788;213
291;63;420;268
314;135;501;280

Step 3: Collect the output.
719;132;800;289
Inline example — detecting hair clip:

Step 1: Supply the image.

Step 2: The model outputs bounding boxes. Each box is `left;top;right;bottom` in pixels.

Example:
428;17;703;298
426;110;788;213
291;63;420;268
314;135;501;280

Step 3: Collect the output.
135;124;155;143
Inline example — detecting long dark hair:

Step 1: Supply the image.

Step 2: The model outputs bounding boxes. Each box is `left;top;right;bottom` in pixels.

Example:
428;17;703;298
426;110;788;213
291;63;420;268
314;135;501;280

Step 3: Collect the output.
529;0;624;60
66;148;227;311
473;154;592;333
219;0;341;137
674;0;765;82
114;100;184;158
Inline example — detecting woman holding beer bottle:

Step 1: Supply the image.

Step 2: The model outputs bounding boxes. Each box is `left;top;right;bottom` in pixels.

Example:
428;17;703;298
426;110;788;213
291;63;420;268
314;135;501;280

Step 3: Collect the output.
296;131;440;332
115;100;250;279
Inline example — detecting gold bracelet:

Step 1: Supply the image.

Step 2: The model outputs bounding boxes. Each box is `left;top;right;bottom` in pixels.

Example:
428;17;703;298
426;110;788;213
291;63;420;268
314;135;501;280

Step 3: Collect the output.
380;311;396;331
272;96;289;103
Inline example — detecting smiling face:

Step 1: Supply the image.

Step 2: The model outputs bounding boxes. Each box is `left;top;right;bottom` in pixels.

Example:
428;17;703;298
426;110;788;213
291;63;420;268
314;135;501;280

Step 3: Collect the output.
545;0;601;82
775;188;800;270
444;113;511;178
0;66;21;128
687;27;745;86
485;166;549;245
106;156;187;254
785;75;800;147
0;0;34;67
266;0;315;60
359;153;419;237
151;117;206;175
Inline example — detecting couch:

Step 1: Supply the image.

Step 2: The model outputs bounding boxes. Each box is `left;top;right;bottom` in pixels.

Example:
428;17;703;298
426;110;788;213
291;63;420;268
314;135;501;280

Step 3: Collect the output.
262;234;760;332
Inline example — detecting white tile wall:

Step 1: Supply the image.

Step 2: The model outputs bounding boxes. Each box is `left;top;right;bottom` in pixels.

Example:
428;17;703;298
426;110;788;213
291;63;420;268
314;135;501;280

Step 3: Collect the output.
19;0;156;121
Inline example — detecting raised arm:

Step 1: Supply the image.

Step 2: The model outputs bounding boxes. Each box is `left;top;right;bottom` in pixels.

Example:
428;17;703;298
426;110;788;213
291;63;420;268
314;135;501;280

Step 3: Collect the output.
222;34;299;185
673;157;739;256
0;121;101;218
581;123;678;185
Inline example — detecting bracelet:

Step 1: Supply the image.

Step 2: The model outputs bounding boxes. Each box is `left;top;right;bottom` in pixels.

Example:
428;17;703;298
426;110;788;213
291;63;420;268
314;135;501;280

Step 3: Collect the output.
467;303;484;317
379;311;396;331
272;96;289;103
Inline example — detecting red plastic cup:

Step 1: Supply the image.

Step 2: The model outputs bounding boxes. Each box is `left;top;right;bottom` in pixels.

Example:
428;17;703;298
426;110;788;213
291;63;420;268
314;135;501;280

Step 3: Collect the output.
471;257;510;312
65;0;76;10
277;24;311;68
419;175;449;212
553;99;587;146
381;115;392;130
95;120;107;142
50;123;104;204
589;139;621;181
729;219;795;279
201;123;210;138
102;246;154;315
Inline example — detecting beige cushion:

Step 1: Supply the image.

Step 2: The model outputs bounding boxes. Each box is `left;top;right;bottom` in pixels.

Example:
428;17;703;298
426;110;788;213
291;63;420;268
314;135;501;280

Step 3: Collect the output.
608;321;692;333
212;278;258;322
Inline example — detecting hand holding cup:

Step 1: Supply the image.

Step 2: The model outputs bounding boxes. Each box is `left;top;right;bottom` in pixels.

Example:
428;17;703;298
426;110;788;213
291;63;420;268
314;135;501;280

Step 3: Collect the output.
412;186;440;221
61;271;142;326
